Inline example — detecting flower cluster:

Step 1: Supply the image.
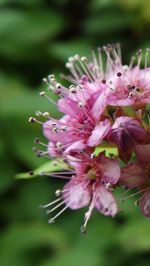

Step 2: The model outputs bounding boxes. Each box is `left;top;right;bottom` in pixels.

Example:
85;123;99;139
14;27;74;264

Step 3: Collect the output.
29;44;150;232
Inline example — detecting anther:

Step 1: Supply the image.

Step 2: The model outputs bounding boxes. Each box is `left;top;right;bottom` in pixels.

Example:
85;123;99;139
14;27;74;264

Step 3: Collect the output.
80;225;86;234
129;92;133;97
74;54;80;61
78;102;85;108
52;127;58;133
56;83;61;89
81;56;88;62
48;218;55;224
117;72;122;77
51;122;57;126
29;117;36;123
56;142;63;149
101;79;106;84
39;91;46;97
35;111;42;116
68;56;74;63
65;62;72;68
48;74;55;79
43;112;49;118
61;125;67;132
69;85;77;93
90;153;96;159
55;190;61;197
42;78;47;83
34;138;40;144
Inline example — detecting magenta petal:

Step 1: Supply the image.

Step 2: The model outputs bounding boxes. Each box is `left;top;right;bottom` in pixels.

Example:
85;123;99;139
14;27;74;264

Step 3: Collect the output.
64;140;86;154
58;98;81;118
94;185;118;217
121;163;146;188
139;190;150;217
63;179;91;209
43;120;73;144
47;142;59;157
100;157;120;184
91;91;107;121
87;119;111;147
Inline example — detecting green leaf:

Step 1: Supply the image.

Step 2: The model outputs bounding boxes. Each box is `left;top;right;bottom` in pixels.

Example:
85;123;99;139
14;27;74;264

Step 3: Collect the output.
16;160;69;179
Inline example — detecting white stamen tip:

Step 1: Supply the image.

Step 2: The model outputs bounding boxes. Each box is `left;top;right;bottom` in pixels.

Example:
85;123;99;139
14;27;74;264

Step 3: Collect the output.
43;112;49;117
48;74;55;79
55;189;61;197
28;117;36;123
42;78;47;83
39;91;45;97
48;218;55;224
78;102;85;108
66;62;72;68
74;54;79;60
81;56;88;62
80;225;86;234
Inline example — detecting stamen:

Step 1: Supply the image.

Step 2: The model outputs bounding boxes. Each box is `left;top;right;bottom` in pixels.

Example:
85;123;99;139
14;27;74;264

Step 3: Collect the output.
137;49;142;68
28;117;43;125
39;91;57;106
46;200;65;214
48;205;68;224
75;56;94;82
145;48;150;68
129;56;135;68
120;188;149;202
34;138;48;147
80;192;98;233
39;197;62;208
97;47;104;78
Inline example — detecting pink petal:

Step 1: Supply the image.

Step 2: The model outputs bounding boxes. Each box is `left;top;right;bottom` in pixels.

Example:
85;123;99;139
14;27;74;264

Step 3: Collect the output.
100;157;120;184
108;97;134;106
139;190;150;217
47;142;59;157
63;179;91;209
91;91;107;121
66;155;87;175
121;163;146;188
87;119;111;147
43;120;72;144
64;140;86;154
94;185;118;217
57;98;81;118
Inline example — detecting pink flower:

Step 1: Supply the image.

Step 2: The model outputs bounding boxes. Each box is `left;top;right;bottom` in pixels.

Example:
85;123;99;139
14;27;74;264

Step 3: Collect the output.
40;152;120;232
43;91;111;156
30;44;150;229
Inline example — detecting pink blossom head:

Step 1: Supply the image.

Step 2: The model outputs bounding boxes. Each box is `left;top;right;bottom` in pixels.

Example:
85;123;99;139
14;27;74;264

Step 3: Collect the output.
32;43;150;232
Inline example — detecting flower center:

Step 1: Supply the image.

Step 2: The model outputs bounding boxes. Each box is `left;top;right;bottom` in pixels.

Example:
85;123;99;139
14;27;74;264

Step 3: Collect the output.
87;168;97;180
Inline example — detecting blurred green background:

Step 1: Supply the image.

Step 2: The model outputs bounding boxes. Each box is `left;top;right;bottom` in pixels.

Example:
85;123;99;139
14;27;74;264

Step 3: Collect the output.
0;0;150;265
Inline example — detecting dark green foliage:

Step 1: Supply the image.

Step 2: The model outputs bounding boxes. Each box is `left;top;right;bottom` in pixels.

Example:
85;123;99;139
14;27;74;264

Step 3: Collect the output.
1;0;150;265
